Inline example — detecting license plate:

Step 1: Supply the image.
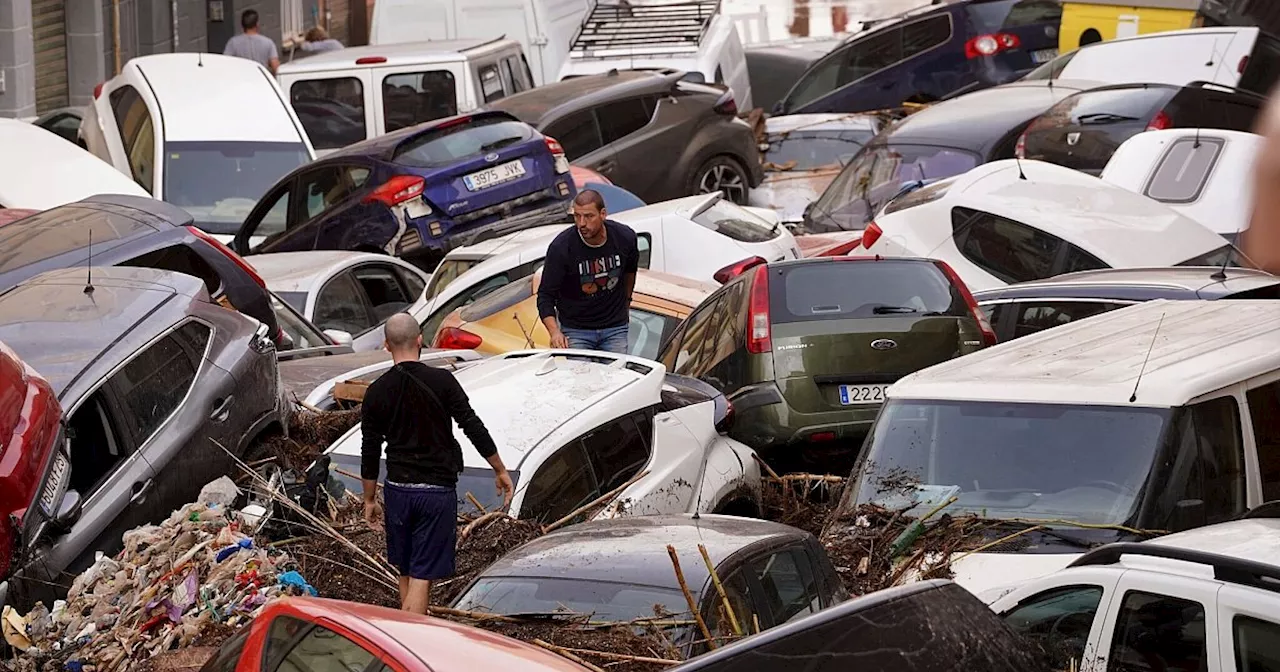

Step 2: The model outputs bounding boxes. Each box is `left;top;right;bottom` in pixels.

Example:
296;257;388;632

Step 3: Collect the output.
839;384;888;405
403;197;432;219
463;160;526;191
1031;48;1057;64
40;452;70;516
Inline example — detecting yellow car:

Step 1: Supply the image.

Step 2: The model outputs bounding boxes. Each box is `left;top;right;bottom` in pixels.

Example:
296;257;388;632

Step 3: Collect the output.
432;269;716;359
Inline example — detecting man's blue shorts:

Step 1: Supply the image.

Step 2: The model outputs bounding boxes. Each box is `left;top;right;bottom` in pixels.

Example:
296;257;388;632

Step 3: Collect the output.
384;482;457;580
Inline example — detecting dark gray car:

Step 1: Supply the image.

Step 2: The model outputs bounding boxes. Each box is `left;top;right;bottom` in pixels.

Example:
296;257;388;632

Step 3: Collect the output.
452;514;847;656
0;266;286;608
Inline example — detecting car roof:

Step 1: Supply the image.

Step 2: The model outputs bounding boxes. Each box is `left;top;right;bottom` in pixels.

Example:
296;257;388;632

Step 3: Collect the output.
250;250;405;294
320;109;521;161
260;597;588;672
478;514;805;593
0;120;152;209
765;113;882;134
279;38;514;73
128;53;302;143
973;267;1280;302
890;299;1280;407
488;71;663;125
0;267;205;398
1139;518;1280;571
634;270;717;308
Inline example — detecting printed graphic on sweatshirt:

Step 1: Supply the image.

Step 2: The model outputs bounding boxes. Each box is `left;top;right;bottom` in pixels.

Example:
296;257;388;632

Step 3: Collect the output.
578;254;623;296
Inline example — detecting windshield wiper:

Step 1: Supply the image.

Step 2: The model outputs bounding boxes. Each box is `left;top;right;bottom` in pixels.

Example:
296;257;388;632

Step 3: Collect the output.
479;137;523;152
1075;113;1141;125
983;520;1100;549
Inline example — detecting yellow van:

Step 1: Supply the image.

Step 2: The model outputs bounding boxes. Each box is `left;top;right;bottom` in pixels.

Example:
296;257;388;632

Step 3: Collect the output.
1059;0;1203;50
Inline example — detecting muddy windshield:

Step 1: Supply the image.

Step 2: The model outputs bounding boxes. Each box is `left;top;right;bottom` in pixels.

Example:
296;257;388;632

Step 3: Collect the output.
846;400;1172;526
454;576;688;623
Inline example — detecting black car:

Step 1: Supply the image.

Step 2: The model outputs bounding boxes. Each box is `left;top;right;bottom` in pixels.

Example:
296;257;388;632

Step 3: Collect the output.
802;79;1092;233
974;266;1280;342
1017;81;1265;174
486;69;764;205
0;194;281;342
745;37;845;114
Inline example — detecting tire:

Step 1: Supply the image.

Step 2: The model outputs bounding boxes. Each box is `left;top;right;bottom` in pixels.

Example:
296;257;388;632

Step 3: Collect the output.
691;156;751;205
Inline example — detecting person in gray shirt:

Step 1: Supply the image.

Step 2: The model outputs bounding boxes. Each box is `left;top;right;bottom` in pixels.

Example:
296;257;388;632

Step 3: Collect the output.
302;27;345;53
223;9;280;74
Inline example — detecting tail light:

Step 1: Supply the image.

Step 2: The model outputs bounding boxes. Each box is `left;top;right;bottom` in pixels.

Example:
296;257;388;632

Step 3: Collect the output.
185;226;267;289
746;264;771;354
93;82;105;99
934;260;997;347
545;136;570;174
1239;55;1250;74
713;255;767;284
713;90;738;116
965;33;1021;59
434;327;483;350
808;431;837;442
1146;111;1172;132
364;175;426;207
861;221;884;249
355;56;387;65
818;236;863;257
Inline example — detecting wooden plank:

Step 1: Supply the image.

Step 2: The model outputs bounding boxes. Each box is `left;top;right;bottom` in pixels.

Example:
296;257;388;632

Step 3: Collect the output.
332;380;369;403
32;0;69;113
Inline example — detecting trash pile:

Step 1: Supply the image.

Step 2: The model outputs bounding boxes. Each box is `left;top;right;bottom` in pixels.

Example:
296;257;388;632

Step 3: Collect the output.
1;478;316;672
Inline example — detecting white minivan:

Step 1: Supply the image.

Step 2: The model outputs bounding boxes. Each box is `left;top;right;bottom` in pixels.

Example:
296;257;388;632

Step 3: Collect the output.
80;53;315;242
278;38;531;157
835;299;1280;597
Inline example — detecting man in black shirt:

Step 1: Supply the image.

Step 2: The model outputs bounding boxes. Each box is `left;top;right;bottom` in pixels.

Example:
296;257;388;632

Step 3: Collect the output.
360;313;514;614
537;189;640;354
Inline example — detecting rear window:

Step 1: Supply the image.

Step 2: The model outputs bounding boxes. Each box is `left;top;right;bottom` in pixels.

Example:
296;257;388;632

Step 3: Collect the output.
1240;35;1280;95
122;245;221;297
458;274;534;322
393;116;533;168
1020;49;1077;80
809;144;980;232
881;177;956;215
0;206;151;273
691;200;779;243
764;130;874;170
965;0;1063;32
165;141;312;235
1145;137;1223;203
290;78;367;150
770;260;967;324
1177;244;1244;268
1054;86;1175;126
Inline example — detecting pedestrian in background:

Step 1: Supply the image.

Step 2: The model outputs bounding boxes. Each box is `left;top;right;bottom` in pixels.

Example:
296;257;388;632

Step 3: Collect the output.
223;9;281;74
302;26;345;53
1248;89;1280;273
537;189;640;354
360;313;514;614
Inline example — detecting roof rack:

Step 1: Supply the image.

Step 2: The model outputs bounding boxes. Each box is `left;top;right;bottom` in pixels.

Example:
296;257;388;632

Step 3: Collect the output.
570;0;721;59
1184;79;1268;100
1069;542;1280;595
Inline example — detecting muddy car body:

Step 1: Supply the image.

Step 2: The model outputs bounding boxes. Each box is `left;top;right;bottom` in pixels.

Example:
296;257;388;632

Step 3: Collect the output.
0;267;286;610
325;350;762;518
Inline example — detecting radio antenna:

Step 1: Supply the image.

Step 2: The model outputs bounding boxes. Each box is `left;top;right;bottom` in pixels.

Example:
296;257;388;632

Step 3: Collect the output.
83;229;95;295
1014;156;1028;180
1129;312;1166;403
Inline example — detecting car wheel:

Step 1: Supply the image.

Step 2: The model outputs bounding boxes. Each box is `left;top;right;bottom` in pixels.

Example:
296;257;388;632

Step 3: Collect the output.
693;156;750;205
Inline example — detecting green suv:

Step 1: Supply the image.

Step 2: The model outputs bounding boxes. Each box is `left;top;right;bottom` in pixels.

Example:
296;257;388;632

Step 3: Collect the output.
657;256;996;464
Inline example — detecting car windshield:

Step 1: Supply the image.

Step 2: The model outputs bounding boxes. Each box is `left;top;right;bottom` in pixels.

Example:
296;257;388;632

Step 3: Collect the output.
426;258;482;300
271;292;331;350
845;399;1172;526
164;141;310;235
691;200;778;242
764;129;873;171
454;576;690;622
393;117;533;168
771;260;968;322
807;144;980;232
964;0;1063;33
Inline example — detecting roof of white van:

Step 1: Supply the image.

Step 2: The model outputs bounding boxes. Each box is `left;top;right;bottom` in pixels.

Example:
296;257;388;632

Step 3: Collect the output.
279;38;514;73
889;299;1280;407
129;53;303;143
0;119;151;209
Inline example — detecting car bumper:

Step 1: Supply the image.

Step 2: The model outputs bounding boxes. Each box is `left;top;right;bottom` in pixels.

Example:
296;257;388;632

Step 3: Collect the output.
428;199;570;252
727;382;881;452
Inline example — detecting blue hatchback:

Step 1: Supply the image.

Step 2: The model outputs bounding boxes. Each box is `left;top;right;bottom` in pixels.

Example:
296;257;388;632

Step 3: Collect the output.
231;111;576;265
775;0;1062;115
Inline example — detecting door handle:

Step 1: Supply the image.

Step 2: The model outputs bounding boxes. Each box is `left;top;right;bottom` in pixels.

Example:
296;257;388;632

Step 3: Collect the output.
130;479;154;506
598;161;616;174
211;396;234;422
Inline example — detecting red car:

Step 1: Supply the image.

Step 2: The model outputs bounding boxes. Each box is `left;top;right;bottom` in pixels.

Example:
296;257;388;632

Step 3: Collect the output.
201;597;590;672
0;340;62;608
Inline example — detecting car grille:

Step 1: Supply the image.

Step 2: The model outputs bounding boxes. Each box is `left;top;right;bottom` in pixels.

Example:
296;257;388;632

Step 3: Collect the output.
450;186;562;226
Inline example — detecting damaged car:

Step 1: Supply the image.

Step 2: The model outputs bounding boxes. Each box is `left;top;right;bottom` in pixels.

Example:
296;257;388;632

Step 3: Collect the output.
0;267;287;610
325;350;762;518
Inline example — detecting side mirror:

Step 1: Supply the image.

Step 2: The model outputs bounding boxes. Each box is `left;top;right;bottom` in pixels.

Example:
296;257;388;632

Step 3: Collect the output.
53;490;83;531
1172;499;1206;532
714;399;735;435
324;329;354;347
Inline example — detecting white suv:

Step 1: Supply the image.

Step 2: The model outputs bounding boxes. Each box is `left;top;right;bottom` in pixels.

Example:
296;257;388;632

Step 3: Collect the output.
988;513;1280;672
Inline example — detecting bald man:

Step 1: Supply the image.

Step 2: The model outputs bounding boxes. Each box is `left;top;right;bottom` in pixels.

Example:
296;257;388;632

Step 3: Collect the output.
360;313;514;614
1247;91;1280;272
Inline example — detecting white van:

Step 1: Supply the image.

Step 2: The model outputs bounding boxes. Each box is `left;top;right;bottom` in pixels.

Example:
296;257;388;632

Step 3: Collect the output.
368;0;592;86
80;53;315;242
1101;128;1263;243
278;38;532;157
557;0;753;112
837;299;1280;597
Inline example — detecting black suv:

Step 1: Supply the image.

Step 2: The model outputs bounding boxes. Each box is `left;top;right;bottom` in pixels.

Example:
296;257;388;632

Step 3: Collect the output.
1017;81;1265;174
486;69;763;204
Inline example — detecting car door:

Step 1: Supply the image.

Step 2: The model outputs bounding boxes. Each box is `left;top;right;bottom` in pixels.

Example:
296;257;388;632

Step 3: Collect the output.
697;560;767;654
516;439;600;525
350;261;416;326
594;95;683;200
1093;577;1220;672
994;571;1122;672
1001;299;1135;341
235;179;296;255
580;411;656;505
542;109;611;177
296;163;378;252
743;544;827;630
312;271;378;336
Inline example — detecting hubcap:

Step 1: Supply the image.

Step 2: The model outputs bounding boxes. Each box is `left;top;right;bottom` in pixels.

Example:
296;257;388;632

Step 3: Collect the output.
699;164;747;204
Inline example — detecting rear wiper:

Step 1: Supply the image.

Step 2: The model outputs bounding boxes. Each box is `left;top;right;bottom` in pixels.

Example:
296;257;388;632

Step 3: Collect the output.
872;305;920;314
479;137;522;152
1075;113;1141;125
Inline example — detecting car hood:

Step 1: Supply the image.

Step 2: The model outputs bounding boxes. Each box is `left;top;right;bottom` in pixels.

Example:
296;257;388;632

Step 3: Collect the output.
749;166;842;223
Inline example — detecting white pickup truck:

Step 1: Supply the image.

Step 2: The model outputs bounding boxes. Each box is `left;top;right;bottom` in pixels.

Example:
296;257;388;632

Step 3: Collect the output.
986;513;1280;672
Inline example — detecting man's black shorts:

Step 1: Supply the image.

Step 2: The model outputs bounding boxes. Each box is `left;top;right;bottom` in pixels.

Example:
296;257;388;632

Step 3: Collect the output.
384;482;456;580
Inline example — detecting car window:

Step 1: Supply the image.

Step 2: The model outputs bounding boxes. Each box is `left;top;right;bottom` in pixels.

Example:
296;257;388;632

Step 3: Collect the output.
122;244;223;298
583;412;652;493
298;166;357;223
672;295;723;377
953;207;1068;284
520;442;597;524
66;390;130;497
966;0;1062;32
691;200;779;243
764;130;874;170
421;271;523;343
637;233;652;269
269;618;377;672
353;265;412;325
393;116;533;168
841;26;904;87
1152;396;1247;527
425;258;480;300
598;98;654;145
251;186;292;240
382;70;459;133
629;308;679;360
1052;87;1175;128
1000;585;1102;671
809;145;979;232
113;322;209;442
1246;380;1280;501
110;85;156;192
544;110;604;162
1109;591;1207;672
901;16;951;60
750;548;821;626
396;267;426;299
787;51;844;111
479;64;506;103
458;273;535;323
314;272;373;334
772;259;968;323
1145;137;1224;204
290;78;367;150
1062;245;1107;274
271;292;331;350
1240;34;1280;95
1011;301;1127;340
197;624;250;672
1235;615;1280;671
703;569;756;648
